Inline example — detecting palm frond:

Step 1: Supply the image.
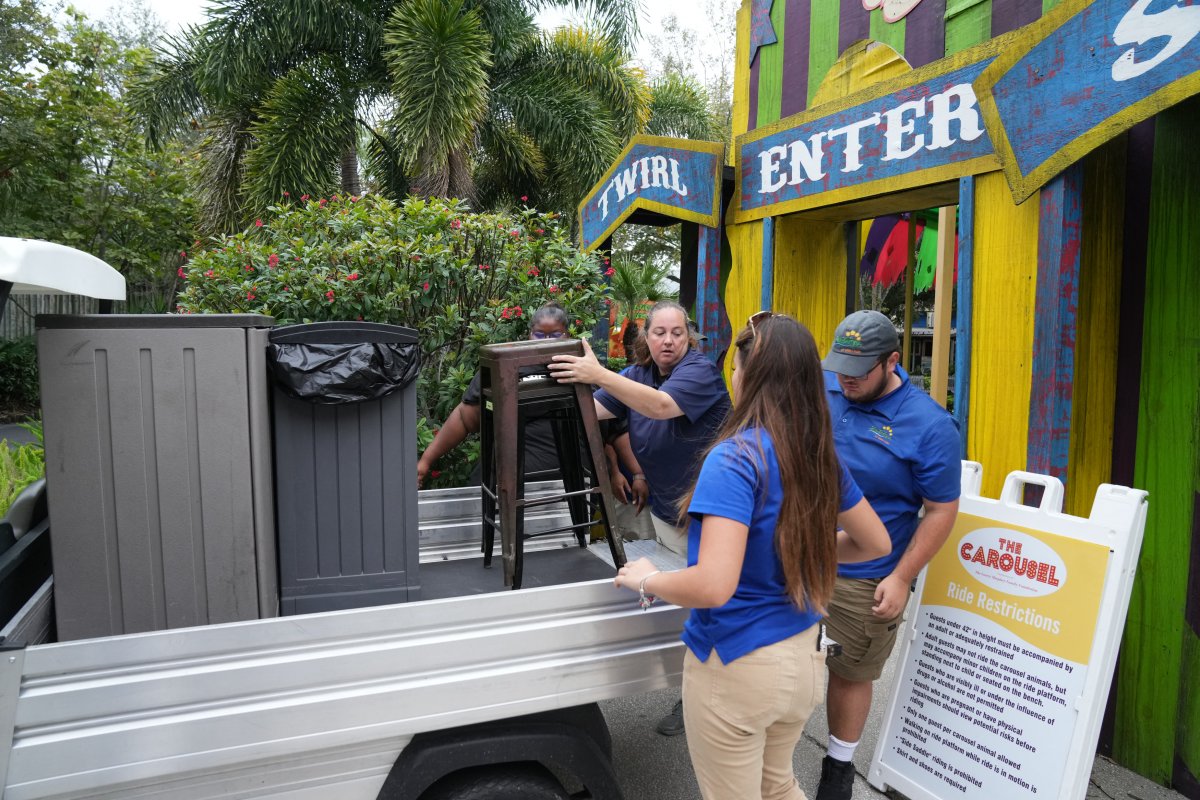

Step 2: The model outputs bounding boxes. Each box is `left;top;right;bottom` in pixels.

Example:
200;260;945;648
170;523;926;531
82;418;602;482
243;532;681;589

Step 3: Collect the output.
126;26;208;148
516;27;649;138
473;116;547;204
526;0;643;54
609;258;676;320
491;69;621;203
646;73;718;140
469;0;539;66
242;56;355;209
194;113;254;233
361;114;411;199
385;0;492;193
197;0;388;104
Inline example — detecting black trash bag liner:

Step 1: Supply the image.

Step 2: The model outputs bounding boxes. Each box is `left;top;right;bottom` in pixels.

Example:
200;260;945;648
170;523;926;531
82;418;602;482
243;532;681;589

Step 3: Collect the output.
268;341;420;404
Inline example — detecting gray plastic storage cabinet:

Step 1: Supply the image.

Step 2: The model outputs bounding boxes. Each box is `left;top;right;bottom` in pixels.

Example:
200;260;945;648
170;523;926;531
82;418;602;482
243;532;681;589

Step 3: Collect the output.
36;314;278;641
268;321;421;614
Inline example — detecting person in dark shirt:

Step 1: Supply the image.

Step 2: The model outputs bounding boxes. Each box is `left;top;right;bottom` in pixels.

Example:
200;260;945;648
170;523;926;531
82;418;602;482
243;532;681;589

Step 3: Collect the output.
548;299;732;735
417;303;569;487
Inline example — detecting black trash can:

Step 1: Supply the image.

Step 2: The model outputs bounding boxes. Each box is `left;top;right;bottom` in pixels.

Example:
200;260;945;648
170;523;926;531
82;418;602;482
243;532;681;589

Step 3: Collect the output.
268;321;421;614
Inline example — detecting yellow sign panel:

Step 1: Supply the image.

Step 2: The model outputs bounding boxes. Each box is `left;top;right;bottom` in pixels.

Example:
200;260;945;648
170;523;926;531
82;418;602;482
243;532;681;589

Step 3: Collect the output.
923;512;1110;664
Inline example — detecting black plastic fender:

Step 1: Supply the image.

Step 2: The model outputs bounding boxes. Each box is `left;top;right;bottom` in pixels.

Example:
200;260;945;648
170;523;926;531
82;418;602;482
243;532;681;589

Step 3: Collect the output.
376;703;624;800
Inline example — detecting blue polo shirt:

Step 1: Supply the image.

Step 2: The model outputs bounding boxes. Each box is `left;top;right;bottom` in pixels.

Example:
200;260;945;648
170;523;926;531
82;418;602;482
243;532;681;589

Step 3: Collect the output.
682;430;864;664
595;348;730;521
825;367;961;579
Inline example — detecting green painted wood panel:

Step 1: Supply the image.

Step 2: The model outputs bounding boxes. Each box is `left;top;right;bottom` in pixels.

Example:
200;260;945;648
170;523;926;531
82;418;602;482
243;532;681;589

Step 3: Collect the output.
1117;96;1200;783
809;0;841;105
868;6;905;55
755;0;788;127
1180;628;1200;789
944;0;991;55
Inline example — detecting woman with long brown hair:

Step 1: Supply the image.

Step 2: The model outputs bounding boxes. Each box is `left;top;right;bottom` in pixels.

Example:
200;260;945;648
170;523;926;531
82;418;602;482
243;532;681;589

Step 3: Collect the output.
614;313;890;800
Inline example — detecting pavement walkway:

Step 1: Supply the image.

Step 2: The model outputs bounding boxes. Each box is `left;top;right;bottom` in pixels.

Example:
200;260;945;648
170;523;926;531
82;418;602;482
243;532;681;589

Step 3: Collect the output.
600;646;1185;800
0;423;38;447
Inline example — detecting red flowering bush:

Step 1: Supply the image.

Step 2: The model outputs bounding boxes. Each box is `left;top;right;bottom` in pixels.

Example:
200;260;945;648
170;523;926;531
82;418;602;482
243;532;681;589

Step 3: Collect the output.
178;194;610;487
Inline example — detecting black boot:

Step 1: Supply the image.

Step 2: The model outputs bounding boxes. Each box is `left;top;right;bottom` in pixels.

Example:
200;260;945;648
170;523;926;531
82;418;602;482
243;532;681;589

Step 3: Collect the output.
815;755;855;800
656;698;685;736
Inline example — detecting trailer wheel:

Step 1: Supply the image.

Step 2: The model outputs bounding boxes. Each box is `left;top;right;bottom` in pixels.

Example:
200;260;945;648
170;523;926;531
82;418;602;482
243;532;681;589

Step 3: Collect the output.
423;763;569;800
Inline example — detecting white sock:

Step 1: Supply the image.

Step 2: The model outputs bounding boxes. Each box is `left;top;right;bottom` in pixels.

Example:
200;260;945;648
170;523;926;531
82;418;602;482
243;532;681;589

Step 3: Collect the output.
827;734;859;762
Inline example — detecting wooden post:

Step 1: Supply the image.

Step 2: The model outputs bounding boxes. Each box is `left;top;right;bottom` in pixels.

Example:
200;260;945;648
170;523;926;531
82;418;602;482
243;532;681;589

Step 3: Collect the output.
902;215;915;371
930;206;956;407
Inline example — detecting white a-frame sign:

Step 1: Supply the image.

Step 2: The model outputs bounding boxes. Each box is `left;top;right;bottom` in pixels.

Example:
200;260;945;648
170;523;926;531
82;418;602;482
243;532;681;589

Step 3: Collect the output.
870;464;1148;800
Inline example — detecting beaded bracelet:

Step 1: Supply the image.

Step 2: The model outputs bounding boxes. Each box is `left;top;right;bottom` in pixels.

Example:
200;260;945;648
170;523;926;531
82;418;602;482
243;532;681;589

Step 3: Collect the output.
638;570;661;610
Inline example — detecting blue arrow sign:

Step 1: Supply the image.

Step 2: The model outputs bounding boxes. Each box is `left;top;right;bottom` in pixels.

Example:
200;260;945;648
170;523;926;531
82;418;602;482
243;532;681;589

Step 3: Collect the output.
975;0;1200;203
577;137;724;253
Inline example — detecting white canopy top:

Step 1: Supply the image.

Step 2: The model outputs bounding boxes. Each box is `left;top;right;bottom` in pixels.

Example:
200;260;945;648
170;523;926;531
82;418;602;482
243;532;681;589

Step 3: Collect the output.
0;236;126;300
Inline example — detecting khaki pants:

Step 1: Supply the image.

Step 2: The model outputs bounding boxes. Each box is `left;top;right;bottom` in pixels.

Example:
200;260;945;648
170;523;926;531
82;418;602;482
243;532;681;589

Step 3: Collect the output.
612;499;656;541
682;626;826;800
650;512;688;557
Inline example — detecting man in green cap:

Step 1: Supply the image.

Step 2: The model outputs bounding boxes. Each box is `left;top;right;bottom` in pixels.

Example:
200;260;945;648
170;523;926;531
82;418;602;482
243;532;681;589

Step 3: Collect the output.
816;309;962;800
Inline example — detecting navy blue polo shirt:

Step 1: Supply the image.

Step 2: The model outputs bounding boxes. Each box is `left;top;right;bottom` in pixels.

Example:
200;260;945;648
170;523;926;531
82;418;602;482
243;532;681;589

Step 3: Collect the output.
825;366;961;579
682;430;864;664
594;348;730;521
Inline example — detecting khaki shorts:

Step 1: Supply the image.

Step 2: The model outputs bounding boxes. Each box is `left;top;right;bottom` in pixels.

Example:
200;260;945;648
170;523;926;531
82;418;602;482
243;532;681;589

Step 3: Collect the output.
823;576;908;682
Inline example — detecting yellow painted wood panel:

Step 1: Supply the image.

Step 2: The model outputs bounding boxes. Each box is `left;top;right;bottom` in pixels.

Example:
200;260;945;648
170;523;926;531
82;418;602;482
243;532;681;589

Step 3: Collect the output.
810;40;911;108
1065;139;1124;518
732;0;752;163
967;171;1039;499
773;215;847;356
723;219;765;385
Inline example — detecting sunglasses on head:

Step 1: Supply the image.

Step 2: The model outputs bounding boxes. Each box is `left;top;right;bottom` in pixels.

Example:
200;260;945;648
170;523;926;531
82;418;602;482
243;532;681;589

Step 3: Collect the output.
748;310;775;332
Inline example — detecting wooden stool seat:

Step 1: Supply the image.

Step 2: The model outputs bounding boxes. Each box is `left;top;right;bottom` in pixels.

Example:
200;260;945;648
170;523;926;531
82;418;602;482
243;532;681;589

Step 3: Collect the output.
478;339;626;588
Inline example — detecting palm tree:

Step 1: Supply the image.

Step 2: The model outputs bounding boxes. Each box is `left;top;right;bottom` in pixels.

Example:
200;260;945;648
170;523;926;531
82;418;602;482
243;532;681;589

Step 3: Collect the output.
130;0;712;232
129;0;396;232
608;258;675;358
644;72;718;140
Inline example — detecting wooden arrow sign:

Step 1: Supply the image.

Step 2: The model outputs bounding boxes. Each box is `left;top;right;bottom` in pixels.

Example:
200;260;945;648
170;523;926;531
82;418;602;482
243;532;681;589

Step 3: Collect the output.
974;0;1200;205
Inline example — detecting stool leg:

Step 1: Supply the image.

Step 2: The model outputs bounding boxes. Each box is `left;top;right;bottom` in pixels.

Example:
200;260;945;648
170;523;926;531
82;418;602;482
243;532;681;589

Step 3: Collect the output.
480;400;497;567
551;410;589;549
574;386;626;568
512;405;528;590
488;381;522;588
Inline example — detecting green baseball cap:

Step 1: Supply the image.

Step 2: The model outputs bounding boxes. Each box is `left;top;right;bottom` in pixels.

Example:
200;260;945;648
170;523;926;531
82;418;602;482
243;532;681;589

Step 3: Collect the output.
822;310;900;378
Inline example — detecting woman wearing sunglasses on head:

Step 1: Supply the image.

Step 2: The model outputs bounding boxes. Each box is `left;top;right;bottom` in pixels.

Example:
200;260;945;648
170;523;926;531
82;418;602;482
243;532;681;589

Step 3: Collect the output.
548;300;731;556
417;302;571;487
613;314;890;800
550;299;733;736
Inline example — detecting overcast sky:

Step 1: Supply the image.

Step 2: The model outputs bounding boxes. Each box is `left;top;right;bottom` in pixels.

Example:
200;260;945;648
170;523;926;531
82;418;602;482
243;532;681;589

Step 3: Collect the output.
59;0;728;69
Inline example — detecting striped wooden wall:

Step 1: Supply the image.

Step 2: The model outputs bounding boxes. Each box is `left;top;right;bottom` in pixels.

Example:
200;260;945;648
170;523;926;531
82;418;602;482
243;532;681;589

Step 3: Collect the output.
1067;139;1124;520
773;216;845;355
721;219;765;385
966;172;1039;500
729;2;1200;794
1118;96;1200;788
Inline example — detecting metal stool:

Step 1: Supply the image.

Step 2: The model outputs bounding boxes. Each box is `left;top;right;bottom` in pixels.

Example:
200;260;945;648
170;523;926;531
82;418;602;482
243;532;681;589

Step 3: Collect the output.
478;339;626;588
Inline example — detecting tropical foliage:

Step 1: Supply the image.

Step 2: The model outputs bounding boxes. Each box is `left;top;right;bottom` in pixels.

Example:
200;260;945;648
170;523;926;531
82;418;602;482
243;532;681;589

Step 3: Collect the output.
607;257;676;357
0;338;39;424
129;0;716;231
178;193;611;426
0;421;44;520
0;1;196;298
